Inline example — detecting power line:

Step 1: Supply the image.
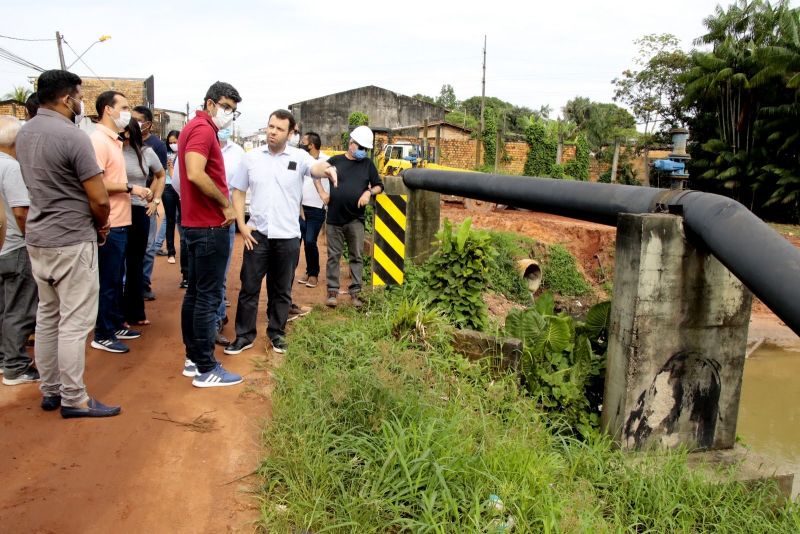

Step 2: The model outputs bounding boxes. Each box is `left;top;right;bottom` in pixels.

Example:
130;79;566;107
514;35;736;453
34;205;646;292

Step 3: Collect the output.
0;33;56;42
0;46;45;72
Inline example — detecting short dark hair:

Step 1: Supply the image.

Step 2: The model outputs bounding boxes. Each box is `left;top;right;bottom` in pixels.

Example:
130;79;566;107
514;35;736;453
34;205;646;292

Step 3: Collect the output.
133;105;153;122
36;69;82;105
203;81;241;109
25;93;39;119
269;109;296;133
305;131;321;150
96;91;125;119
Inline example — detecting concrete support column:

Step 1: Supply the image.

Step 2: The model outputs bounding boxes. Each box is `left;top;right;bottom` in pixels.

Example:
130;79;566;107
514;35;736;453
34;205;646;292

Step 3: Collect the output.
602;214;752;452
383;175;440;265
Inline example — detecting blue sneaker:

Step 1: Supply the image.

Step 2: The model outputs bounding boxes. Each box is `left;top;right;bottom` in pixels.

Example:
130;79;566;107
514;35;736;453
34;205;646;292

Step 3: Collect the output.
91;339;130;353
182;359;197;377
115;328;141;340
192;363;243;388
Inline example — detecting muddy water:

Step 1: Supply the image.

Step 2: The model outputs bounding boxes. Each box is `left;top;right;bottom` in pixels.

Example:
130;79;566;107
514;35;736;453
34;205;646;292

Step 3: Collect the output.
737;346;800;494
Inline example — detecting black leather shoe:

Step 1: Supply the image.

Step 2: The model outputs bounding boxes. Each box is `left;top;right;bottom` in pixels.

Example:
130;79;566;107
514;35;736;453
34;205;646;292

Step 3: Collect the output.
224;338;254;355
61;397;121;418
215;331;230;346
41;395;61;411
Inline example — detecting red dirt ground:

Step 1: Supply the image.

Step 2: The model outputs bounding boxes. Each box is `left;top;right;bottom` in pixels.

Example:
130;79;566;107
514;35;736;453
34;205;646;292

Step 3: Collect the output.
0;235;331;533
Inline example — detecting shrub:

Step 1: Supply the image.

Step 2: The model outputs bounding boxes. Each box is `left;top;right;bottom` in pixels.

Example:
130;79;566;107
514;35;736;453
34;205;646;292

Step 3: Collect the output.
426;218;496;330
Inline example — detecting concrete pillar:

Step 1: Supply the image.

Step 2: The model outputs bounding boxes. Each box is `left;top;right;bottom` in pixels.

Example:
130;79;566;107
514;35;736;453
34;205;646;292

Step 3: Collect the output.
382;175;440;265
602;214;752;452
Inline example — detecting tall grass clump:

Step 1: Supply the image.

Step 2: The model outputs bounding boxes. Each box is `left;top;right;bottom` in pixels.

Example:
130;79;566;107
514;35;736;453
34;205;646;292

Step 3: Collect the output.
542;243;591;296
256;292;800;532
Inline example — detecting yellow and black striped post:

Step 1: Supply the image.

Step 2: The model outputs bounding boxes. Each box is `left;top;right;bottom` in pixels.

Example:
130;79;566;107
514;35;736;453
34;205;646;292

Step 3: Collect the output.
372;194;407;286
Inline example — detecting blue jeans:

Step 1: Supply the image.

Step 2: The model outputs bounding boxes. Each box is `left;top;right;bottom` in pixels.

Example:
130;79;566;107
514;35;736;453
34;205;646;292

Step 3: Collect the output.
142;211;158;291
154;184;179;256
215;223;236;326
181;227;230;373
96;227;128;340
299;206;326;277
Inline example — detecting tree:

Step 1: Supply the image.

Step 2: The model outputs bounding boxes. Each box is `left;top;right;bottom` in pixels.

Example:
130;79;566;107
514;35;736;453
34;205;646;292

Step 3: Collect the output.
683;0;800;218
412;93;435;104
348;112;369;126
3;85;32;103
435;84;458;109
613;33;691;186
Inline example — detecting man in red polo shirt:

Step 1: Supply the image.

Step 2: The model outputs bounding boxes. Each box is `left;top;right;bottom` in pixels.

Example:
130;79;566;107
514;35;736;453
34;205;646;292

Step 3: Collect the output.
178;81;242;387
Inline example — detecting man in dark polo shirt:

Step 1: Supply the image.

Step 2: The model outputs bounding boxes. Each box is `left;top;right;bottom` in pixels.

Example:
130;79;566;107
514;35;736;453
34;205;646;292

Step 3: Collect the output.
15;69;120;417
178;81;243;388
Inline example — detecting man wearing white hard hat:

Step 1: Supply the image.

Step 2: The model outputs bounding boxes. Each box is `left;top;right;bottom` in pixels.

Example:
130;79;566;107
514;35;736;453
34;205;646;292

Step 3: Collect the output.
317;125;383;308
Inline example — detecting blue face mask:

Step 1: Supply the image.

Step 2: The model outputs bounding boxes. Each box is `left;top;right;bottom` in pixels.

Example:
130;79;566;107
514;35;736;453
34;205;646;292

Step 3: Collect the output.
217;128;231;141
353;149;367;160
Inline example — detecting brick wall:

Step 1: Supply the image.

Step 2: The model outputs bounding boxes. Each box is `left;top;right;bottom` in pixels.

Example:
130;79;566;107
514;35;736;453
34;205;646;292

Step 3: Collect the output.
80;78;147;117
0;101;27;120
439;139;483;168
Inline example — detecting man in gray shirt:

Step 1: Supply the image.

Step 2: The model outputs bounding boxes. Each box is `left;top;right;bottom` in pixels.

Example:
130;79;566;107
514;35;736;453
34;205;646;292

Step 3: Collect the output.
0;116;39;386
15;69;120;418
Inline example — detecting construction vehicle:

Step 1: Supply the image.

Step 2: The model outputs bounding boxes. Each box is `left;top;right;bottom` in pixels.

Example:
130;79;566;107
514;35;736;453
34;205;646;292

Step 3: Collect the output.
376;142;497;212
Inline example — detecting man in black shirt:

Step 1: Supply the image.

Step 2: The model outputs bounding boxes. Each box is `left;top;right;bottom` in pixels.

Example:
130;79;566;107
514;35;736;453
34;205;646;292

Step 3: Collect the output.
318;126;383;308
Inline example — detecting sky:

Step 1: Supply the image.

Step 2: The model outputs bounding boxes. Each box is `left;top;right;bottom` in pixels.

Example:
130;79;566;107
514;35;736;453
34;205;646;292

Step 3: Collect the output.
0;0;787;135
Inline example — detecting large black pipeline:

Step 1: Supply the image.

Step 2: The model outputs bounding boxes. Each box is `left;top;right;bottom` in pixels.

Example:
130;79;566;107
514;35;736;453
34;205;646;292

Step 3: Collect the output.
403;169;800;336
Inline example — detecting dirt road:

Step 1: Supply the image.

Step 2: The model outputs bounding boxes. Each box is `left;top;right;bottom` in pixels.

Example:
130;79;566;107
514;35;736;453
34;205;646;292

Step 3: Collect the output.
0;235;329;533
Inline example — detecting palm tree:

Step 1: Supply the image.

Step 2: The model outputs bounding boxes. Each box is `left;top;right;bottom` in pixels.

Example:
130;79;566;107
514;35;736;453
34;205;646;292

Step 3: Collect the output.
3;85;32;103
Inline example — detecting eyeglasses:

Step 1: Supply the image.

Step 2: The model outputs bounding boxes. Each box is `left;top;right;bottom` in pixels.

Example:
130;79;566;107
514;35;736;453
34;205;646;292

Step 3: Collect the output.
350;140;367;151
216;101;241;120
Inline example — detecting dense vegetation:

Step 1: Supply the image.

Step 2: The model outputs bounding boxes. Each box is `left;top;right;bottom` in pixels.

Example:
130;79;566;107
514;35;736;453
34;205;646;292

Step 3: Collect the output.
256;220;799;532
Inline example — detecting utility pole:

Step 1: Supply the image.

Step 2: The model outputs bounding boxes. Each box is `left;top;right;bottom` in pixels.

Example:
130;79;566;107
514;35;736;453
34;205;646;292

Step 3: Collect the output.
55;32;66;69
475;35;486;168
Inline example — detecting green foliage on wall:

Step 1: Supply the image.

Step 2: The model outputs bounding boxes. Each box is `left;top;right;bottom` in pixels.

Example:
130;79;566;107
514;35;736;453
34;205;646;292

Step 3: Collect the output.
564;133;590;181
523;119;557;177
482;113;498;167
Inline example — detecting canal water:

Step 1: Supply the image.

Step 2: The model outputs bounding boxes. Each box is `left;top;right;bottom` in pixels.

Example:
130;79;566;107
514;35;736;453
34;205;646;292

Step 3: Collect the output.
737;346;800;496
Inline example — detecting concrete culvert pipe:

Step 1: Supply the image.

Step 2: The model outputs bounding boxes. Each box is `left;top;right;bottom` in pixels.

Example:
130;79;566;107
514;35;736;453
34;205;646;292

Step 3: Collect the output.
517;259;542;292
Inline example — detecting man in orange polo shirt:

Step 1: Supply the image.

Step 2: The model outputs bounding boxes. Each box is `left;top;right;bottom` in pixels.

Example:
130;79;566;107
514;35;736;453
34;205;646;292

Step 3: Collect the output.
89;91;151;353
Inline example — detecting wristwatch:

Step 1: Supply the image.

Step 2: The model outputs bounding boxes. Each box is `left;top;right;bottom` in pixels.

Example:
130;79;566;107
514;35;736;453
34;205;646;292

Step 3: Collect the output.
154;199;161;205
126;183;133;193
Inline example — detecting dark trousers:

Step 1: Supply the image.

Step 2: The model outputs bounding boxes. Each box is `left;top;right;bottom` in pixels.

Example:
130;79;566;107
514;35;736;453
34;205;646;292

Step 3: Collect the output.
0;247;38;378
234;233;299;344
124;205;150;323
299;206;326;277
96;227;127;340
178;206;188;283
162;184;179;256
182;227;230;373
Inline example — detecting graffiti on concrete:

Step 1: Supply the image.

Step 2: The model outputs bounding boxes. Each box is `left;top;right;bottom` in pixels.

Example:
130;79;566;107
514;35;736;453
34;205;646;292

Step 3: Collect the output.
624;351;722;450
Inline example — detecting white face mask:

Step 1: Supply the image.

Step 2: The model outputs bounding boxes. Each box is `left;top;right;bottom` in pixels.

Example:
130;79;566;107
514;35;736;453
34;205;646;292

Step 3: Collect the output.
114;110;131;130
68;96;85;125
288;132;300;147
212;104;235;130
169;143;178;152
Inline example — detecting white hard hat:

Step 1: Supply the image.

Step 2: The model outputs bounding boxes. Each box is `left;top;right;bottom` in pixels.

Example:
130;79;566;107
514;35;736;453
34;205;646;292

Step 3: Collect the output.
350;125;374;149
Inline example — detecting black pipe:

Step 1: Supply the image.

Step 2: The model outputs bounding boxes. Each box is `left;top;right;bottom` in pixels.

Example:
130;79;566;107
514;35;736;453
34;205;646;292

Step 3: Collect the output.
403;169;800;336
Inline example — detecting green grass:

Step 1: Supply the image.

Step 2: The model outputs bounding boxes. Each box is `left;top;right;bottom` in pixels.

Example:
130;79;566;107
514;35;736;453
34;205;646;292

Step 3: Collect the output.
542;244;592;297
485;230;536;305
255;289;799;532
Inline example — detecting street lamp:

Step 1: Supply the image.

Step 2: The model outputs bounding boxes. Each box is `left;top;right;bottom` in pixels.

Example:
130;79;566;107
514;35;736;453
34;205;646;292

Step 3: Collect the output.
66;35;111;69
